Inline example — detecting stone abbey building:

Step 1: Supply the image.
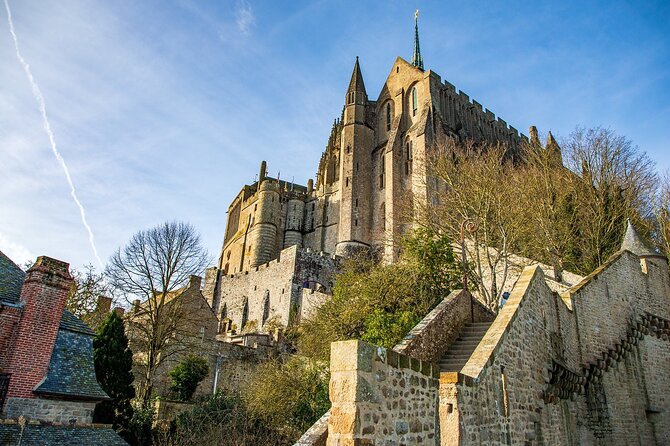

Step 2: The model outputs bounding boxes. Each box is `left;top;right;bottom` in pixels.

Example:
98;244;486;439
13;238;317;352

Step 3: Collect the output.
203;16;530;332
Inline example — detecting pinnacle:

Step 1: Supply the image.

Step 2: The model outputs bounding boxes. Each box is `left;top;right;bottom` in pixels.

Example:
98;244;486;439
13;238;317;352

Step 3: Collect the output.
621;219;663;258
347;57;366;94
545;131;558;149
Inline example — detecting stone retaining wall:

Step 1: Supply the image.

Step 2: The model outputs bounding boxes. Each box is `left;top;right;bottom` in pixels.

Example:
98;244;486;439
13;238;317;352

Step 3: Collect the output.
327;340;440;445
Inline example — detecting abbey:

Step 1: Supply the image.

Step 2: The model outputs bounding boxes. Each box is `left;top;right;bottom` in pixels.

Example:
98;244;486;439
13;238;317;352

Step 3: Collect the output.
203;17;529;331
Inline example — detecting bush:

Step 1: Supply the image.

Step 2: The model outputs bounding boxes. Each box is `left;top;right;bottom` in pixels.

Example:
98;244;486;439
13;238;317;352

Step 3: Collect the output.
243;356;329;439
168;355;209;402
161;393;289;446
298;228;459;361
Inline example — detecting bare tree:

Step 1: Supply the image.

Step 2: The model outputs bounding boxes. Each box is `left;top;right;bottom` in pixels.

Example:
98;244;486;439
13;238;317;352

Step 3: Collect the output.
106;221;209;403
564;127;657;272
67;263;112;330
654;171;670;259
417;140;530;310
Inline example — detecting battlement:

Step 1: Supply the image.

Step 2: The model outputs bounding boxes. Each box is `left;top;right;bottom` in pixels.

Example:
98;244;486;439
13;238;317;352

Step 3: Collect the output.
440;79;528;143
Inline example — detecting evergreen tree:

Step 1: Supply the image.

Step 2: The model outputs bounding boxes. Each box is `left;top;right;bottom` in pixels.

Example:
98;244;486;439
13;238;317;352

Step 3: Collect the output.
93;311;135;438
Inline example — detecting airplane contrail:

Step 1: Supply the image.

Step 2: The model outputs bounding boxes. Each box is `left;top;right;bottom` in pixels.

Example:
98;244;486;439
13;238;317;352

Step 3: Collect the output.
4;0;104;269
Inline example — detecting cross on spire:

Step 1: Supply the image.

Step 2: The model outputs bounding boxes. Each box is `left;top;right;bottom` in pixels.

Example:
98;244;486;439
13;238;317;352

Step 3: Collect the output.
411;9;424;71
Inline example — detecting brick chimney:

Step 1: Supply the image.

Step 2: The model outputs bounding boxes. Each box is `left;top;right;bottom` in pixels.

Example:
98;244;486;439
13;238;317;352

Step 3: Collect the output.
6;256;72;400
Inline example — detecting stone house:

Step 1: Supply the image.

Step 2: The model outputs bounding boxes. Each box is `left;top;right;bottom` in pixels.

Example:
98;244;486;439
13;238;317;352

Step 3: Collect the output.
0;252;127;445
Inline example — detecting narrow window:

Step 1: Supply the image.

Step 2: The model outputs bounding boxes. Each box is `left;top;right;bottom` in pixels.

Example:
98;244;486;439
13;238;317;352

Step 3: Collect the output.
262;292;270;325
379;153;385;189
346;177;349;187
311;203;315;211
355;198;358;207
405;141;413;175
381;203;386;230
346;146;351;154
241;299;249;329
220;303;227;320
412;87;418;116
355;219;358;226
254;204;257;212
386;102;391;131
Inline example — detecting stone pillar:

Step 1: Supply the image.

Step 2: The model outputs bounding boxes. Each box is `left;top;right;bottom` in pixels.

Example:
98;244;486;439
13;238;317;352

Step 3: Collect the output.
6;256;72;400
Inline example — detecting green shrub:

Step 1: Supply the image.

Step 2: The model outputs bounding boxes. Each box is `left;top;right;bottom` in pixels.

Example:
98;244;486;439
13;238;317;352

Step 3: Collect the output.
168;355;209;402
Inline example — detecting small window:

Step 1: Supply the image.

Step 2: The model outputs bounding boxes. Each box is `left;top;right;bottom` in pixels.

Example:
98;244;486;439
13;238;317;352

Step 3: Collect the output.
311;203;315;211
346;146;351;154
356;162;359;171
355;198;358;207
355;219;358;226
346;177;349;187
412;87;418;116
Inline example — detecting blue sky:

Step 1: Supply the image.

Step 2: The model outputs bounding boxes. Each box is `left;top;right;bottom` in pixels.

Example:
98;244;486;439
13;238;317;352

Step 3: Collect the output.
1;0;669;271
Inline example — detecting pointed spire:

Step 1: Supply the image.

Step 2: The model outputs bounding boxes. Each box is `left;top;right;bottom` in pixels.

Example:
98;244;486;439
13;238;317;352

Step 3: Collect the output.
347;56;366;94
621;219;664;259
411;9;424;71
545;131;563;165
529;126;540;147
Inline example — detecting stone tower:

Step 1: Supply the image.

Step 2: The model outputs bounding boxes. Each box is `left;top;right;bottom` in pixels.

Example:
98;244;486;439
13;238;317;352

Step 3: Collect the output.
336;58;375;258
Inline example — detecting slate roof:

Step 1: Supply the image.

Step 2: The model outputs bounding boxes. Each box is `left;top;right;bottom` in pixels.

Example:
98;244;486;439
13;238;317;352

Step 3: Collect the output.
621;220;664;258
60;309;95;336
0;251;25;304
34;317;108;401
0;422;128;445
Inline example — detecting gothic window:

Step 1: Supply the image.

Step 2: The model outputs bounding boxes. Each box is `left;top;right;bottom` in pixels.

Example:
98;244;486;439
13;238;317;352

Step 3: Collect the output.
386;102;391;131
405;141;413;175
379;152;385;189
241;298;249;329
262;291;270;325
412;87;418;116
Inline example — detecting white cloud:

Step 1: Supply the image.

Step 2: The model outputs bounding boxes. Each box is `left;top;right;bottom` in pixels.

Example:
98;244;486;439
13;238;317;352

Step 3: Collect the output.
0;232;35;267
235;1;255;34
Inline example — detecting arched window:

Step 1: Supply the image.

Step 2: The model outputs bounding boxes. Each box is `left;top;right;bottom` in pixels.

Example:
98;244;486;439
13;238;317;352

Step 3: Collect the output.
241;298;249;329
262;291;270;325
412;87;418;116
386;103;391;131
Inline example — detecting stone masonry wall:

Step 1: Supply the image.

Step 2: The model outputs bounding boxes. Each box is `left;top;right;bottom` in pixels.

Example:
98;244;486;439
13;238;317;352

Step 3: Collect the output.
327;340;440;446
4;398;96;424
446;250;670;445
205;246;337;332
394;289;494;363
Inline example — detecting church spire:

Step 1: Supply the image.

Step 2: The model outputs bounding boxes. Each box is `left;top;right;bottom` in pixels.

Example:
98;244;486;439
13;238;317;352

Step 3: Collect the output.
411;9;424;71
347;56;366;94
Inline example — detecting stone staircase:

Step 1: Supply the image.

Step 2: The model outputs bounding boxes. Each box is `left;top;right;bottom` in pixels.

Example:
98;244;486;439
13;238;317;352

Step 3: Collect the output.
439;322;492;372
